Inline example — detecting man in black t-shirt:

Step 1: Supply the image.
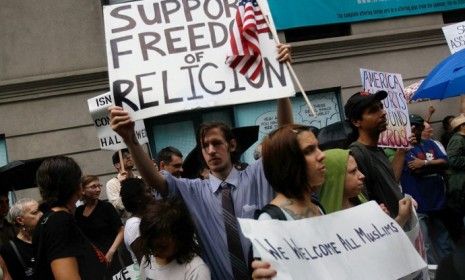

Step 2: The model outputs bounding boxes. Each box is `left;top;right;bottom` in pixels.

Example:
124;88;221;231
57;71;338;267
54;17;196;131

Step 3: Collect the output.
344;91;409;217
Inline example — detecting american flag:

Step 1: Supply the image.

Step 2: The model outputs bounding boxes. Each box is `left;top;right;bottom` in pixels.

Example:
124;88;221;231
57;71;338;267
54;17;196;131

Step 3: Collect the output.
226;0;270;81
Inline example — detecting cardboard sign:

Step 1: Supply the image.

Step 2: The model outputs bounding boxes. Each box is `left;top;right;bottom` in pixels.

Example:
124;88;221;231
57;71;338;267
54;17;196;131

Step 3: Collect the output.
442;20;465;54
87;92;148;150
360;68;411;148
102;0;294;121
239;201;426;280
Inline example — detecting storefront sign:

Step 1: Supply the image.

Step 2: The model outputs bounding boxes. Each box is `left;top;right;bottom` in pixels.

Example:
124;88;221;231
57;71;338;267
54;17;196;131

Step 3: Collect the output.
268;0;465;30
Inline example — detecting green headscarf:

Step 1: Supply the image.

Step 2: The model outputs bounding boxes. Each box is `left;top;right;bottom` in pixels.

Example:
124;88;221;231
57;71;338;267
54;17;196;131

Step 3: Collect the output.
319;149;367;214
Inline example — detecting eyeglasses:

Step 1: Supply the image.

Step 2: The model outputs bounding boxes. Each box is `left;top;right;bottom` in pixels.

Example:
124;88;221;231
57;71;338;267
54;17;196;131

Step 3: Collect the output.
85;184;102;190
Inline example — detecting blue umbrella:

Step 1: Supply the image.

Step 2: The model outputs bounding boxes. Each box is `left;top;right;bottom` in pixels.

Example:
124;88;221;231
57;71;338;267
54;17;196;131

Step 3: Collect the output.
412;48;465;100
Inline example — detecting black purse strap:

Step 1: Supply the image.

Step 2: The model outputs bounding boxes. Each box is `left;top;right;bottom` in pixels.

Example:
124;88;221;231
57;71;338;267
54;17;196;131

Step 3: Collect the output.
33;211;54;274
9;240;26;268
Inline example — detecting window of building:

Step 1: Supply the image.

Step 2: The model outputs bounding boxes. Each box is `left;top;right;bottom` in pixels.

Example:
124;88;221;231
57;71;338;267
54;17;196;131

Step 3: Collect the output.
443;8;465;24
146;88;342;168
234;88;343;162
0;134;7;167
146;108;234;159
284;23;351;42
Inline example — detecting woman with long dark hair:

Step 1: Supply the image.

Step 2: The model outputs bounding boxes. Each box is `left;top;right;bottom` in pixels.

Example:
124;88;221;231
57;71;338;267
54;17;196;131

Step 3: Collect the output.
258;124;327;221
139;198;210;279
251;124;326;279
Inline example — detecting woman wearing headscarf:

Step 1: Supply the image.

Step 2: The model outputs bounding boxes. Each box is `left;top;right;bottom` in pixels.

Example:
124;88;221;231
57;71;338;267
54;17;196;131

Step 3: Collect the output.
320;148;412;225
319;149;367;214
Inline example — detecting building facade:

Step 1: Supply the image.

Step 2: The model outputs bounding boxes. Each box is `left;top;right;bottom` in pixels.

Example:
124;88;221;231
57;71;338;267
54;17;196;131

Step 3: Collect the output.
1;0;464;200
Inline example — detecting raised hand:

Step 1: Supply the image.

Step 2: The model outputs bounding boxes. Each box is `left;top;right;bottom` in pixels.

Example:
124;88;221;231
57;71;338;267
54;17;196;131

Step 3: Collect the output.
109;106;136;143
395;197;412;227
276;43;292;63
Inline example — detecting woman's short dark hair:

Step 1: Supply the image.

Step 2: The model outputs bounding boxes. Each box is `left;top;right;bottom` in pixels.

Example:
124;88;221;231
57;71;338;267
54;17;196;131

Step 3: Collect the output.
120;178;151;214
36;156;82;208
262;124;313;200
139;198;200;265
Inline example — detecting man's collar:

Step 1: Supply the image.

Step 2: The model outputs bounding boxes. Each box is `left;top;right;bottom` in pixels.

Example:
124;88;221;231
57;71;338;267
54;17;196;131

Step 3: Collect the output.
209;167;240;193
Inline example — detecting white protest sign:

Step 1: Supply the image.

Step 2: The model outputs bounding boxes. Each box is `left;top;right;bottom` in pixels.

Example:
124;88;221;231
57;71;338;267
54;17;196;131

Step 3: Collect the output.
360;68;411;148
103;0;294;121
442;21;465;54
88;92;148;150
239;201;426;280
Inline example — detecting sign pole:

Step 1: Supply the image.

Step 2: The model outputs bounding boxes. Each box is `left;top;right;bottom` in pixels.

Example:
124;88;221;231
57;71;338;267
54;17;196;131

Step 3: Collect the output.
257;0;317;116
118;150;125;173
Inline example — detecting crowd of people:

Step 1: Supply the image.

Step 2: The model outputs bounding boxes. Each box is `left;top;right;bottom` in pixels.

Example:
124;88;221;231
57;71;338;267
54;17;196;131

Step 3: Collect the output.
0;46;464;280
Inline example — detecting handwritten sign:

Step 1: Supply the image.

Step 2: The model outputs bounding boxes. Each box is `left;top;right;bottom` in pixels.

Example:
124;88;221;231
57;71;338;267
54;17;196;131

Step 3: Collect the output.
102;0;294;121
442;20;465;54
233;91;341;163
360;68;411;148
87;92;148;150
239;201;426;280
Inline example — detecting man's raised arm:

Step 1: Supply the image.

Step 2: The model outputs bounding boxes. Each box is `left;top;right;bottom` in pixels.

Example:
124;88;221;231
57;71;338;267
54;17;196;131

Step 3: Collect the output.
276;43;294;127
109;106;168;195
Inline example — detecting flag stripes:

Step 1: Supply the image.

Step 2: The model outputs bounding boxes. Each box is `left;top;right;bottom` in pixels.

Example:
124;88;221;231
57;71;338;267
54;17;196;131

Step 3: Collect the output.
226;0;270;81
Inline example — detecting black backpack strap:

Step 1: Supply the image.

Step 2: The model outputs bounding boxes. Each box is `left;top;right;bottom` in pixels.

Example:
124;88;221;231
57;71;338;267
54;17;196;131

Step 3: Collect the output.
311;198;326;215
254;204;287;220
250;204;287;273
